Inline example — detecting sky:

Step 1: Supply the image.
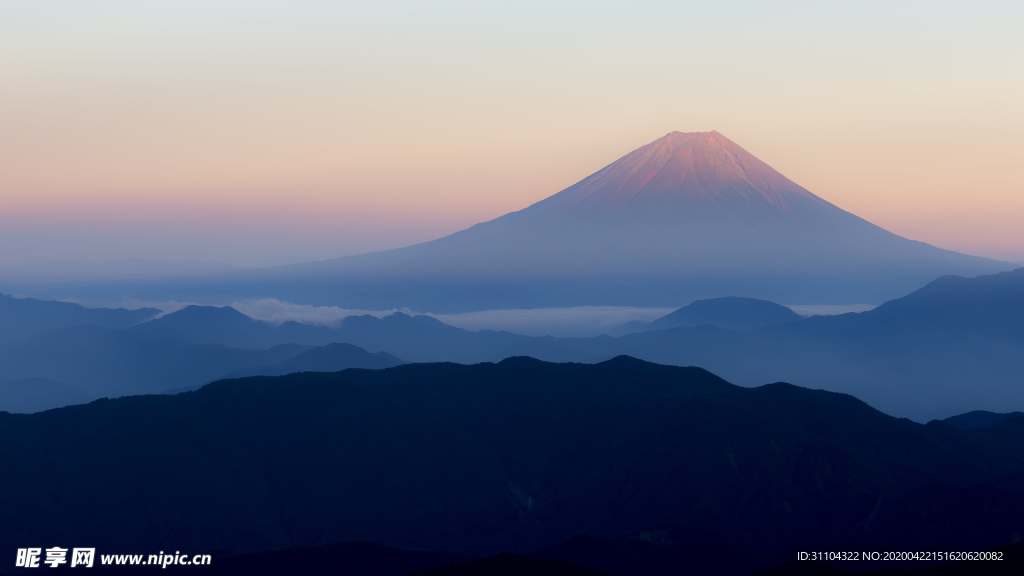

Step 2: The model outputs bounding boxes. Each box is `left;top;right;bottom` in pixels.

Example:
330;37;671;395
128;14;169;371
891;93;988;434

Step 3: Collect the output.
2;1;1023;267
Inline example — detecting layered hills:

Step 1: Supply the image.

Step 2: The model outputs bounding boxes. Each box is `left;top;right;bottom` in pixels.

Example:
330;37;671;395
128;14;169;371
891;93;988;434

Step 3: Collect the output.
96;268;1024;420
0;329;401;410
0;292;157;343
3;267;1022;419
2;357;1023;574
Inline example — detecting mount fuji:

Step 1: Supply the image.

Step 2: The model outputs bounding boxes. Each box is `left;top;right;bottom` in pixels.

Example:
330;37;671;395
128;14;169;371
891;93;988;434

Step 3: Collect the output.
228;131;1008;311
28;131;1006;312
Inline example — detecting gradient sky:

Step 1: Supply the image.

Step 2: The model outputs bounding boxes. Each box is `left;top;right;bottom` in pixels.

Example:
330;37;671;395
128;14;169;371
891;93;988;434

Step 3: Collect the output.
2;1;1023;267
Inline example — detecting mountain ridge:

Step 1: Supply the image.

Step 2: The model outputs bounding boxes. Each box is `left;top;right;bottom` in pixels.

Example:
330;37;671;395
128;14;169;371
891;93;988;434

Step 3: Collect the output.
2;357;1023;566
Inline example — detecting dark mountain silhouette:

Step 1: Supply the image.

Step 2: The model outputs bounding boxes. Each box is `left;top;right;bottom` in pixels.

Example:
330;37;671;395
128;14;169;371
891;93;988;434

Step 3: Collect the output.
0;377;92;414
3;357;1023;572
0;292;156;343
165;343;406;393
759;541;1024;575
408;553;613;576
944;411;1024;430
211;543;467;576
611;296;802;335
529;534;774;576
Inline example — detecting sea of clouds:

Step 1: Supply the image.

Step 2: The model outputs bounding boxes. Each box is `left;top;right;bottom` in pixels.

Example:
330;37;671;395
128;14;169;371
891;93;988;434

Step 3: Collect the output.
101;298;876;338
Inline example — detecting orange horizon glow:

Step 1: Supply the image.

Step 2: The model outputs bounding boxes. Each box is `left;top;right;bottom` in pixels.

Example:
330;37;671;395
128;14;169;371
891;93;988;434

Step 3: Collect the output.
2;2;1023;266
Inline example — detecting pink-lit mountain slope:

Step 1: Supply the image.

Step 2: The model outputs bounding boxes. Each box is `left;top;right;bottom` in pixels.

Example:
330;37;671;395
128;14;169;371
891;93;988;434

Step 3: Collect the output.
232;132;1013;311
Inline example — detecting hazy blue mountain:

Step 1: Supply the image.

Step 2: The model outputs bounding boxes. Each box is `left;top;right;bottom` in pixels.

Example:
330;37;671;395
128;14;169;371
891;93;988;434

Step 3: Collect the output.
129;304;378;350
0;324;312;398
606;270;1024;420
276;342;403;372
853;266;1024;340
128;305;300;349
2;357;1023;571
944;411;1024;430
132;305;534;362
0;292;157;343
610;296;802;335
0;377;93;414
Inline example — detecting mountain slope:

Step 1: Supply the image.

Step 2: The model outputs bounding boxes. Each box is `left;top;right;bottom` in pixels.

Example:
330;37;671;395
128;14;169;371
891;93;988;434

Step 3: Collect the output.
1;357;1023;565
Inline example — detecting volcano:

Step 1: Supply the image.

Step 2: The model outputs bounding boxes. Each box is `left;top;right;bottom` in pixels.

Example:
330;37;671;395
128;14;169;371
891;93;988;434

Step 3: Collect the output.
235;132;1010;311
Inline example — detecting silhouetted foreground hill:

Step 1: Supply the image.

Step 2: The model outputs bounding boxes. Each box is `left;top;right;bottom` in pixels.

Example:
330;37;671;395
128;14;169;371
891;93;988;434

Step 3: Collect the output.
409;553;614;576
0;292;156;343
167;343;406;393
944;411;1024;430
2;357;1023;575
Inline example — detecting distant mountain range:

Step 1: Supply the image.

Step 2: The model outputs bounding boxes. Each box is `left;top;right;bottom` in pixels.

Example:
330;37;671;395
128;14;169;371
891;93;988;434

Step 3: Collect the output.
3;357;1022;575
93;267;1024;420
2;133;1012;312
3;267;1023;419
0;292;157;343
